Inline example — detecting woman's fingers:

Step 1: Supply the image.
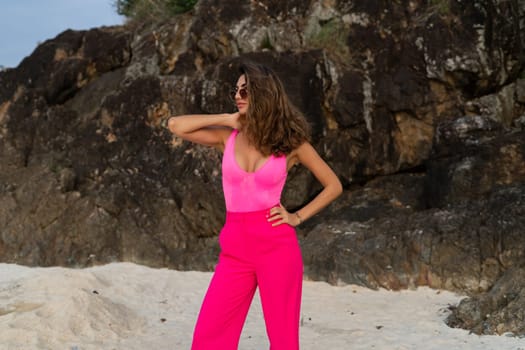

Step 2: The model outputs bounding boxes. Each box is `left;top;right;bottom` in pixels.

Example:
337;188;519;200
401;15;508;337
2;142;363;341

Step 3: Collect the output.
267;205;290;226
267;213;281;222
271;219;285;227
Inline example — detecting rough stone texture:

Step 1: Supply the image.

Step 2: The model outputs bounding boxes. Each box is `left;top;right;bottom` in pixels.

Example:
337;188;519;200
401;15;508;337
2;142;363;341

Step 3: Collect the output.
1;0;525;336
301;183;525;290
447;267;525;336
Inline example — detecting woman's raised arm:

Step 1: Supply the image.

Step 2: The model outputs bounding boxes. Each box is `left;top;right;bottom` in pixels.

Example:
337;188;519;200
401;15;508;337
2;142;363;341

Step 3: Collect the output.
166;113;239;150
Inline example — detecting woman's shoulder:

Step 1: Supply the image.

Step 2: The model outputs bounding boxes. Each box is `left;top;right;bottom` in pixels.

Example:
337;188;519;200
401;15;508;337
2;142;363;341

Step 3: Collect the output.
216;127;236;138
286;141;311;168
216;128;237;152
291;141;313;154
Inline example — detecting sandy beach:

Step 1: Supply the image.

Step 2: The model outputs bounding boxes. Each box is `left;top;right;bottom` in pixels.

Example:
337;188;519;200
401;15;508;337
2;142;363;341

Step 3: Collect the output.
0;262;523;350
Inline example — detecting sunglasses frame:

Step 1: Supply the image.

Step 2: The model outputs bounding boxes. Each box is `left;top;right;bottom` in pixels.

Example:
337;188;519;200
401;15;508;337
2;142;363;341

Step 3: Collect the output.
230;86;248;101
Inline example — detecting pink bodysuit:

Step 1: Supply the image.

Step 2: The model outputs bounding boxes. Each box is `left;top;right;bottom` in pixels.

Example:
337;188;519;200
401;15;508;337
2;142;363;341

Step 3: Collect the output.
222;129;287;212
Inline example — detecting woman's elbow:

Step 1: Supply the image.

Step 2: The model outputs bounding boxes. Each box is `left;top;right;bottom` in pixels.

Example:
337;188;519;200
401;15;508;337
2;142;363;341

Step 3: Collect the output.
167;117;183;136
333;179;343;198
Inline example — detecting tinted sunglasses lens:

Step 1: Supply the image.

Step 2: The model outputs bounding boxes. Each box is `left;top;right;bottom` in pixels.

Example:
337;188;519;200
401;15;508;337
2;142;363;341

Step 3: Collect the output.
230;87;248;100
229;88;237;100
239;88;248;99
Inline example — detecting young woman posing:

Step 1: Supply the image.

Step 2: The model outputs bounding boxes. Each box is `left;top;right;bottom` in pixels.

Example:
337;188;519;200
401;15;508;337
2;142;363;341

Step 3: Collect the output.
165;61;342;350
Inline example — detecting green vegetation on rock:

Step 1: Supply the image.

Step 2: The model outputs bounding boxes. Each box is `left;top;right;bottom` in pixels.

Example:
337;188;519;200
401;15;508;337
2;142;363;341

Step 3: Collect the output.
115;0;198;21
305;19;349;60
428;0;451;16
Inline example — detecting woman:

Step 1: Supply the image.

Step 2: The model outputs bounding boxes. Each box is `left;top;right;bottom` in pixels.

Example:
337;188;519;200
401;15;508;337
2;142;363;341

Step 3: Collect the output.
165;61;342;350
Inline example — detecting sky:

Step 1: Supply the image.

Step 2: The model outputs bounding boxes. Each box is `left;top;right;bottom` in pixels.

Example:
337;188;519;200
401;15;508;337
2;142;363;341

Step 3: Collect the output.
0;0;125;68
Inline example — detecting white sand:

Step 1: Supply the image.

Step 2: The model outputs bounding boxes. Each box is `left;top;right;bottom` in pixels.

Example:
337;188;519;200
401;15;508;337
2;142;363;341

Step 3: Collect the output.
0;263;523;350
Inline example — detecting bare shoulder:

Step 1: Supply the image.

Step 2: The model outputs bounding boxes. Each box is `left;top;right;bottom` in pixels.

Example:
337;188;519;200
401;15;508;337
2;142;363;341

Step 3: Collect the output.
217;127;235;141
215;127;235;152
289;141;341;189
287;142;318;169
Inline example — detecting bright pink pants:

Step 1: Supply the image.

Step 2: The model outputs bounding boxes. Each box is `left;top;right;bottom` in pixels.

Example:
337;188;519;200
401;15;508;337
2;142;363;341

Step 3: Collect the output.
191;207;303;350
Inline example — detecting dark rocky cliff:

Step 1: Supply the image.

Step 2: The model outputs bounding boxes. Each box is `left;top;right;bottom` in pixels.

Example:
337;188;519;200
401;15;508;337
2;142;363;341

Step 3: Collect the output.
1;0;524;336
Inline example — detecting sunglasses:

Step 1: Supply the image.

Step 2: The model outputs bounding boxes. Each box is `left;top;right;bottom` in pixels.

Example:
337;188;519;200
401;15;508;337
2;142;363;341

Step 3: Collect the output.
229;85;248;100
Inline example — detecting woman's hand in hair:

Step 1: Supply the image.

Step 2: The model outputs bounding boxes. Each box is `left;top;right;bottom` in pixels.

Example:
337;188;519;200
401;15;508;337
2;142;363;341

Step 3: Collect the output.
227;112;241;130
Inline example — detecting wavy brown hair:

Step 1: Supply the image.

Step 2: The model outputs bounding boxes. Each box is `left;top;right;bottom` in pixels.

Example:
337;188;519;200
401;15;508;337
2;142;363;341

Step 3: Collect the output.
237;61;311;156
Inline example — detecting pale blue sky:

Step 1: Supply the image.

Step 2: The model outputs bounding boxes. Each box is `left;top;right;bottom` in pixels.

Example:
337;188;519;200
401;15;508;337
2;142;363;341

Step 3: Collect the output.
0;0;124;68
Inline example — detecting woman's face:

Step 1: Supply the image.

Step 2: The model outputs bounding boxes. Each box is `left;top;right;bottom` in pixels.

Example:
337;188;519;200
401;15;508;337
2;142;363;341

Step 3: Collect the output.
233;74;249;115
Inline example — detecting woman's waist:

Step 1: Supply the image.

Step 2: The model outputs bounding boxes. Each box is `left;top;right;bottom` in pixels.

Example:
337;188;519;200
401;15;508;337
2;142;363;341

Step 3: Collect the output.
223;186;284;213
225;204;280;221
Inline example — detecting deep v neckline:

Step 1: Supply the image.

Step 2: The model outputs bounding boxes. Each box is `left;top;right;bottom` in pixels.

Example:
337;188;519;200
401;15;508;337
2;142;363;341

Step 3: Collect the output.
232;130;272;174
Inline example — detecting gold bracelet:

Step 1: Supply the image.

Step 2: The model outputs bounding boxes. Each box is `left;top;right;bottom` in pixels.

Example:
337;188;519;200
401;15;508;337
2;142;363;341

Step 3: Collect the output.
295;212;302;225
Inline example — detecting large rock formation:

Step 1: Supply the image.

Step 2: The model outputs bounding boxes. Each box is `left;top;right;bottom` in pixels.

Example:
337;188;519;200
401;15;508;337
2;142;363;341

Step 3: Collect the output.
1;0;524;336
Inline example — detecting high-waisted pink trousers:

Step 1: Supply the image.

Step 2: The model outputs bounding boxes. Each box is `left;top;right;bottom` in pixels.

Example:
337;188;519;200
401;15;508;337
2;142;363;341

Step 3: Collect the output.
191;207;303;350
